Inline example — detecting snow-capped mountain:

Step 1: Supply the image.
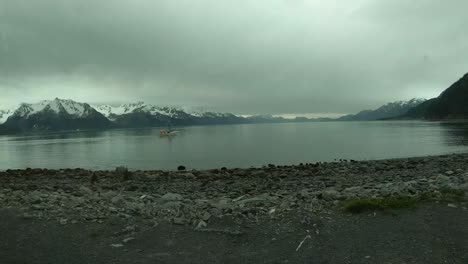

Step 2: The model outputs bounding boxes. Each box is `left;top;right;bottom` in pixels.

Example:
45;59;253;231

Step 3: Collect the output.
3;97;431;135
92;102;244;127
338;98;426;121
0;109;14;124
94;102;192;120
93;102;238;121
13;98;98;119
1;98;112;133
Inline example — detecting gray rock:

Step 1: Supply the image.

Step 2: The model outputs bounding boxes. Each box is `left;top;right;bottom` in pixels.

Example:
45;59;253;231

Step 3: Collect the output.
122;237;135;243
111;195;125;206
237;197;266;206
196;220;207;229
103;191;119;200
321;189;341;201
27;191;43;204
161;201;182;209
78;186;93;196
434;174;452;188
172;217;189;225
110;243;124;248
213;198;233;210
201;212;211;221
161;193;183;201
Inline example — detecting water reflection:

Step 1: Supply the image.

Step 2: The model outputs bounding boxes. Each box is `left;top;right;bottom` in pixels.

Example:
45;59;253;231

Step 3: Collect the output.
0;121;467;170
439;122;468;146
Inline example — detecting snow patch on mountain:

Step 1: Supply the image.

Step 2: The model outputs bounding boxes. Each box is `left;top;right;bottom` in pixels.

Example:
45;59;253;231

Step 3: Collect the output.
93;102;236;120
13;98;94;118
0;108;15;124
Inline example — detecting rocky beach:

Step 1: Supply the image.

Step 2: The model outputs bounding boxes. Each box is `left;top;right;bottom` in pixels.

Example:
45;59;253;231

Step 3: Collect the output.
1;154;468;263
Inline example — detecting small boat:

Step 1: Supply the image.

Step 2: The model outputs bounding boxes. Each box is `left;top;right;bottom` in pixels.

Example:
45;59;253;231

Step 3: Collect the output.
160;129;179;136
160;121;179;136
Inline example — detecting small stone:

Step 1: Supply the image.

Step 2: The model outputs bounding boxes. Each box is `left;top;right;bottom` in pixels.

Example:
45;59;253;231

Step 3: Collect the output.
177;165;186;171
447;203;457;208
110;244;124;248
445;171;455;175
196;220;207;229
321;189;341;201
122;225;138;233
78;186;93;196
173;217;188;225
28;191;43;204
161;193;183;201
123;237;135;243
111;195;125;205
59;218;68;225
201;212;211;221
22;213;35;220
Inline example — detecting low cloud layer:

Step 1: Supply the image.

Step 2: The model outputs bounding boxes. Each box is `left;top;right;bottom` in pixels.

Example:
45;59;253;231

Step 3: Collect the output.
1;0;467;114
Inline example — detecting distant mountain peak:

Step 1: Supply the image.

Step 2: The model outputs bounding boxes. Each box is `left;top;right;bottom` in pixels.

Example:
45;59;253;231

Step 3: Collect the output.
406;72;468;119
12;98;96;119
339;98;426;121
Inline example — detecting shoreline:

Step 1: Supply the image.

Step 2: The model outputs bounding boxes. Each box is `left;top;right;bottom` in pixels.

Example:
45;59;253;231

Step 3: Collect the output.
2;151;468;172
1;153;468;263
1;153;467;223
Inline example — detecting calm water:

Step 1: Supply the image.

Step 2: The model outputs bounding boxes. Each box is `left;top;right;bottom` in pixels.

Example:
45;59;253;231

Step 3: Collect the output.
1;121;468;170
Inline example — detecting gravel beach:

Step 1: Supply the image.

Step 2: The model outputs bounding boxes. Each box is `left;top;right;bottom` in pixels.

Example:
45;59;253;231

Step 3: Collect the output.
1;154;467;263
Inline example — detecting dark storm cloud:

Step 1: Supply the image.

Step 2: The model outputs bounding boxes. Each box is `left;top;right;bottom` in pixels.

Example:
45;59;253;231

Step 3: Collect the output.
0;0;467;114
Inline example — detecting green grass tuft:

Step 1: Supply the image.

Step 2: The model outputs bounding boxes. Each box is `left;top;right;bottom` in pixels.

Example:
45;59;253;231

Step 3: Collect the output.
439;188;466;202
343;197;418;214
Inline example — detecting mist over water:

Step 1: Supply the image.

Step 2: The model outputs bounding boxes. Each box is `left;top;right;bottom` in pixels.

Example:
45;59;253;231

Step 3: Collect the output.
1;121;468;170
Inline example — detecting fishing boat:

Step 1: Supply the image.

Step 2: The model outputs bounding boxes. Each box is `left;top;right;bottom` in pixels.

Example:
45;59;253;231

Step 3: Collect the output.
159;129;179;136
160;122;179;136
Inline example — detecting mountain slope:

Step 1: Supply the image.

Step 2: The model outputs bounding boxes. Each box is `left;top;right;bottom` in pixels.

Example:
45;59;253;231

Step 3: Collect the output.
406;73;468;119
94;102;245;127
338;98;426;121
0;109;15;124
1;98;112;133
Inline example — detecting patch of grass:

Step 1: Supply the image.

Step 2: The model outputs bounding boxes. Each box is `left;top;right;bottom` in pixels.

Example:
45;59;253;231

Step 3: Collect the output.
343;197;418;214
440;187;465;196
439;188;466;202
419;191;437;201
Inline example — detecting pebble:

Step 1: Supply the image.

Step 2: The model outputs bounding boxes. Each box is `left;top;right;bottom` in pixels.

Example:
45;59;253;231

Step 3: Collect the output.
123;237;136;243
173;217;189;225
161;193;183;201
110;244;124;248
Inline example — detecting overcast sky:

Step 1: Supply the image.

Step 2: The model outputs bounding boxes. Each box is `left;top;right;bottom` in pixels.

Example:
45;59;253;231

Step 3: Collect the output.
0;0;467;115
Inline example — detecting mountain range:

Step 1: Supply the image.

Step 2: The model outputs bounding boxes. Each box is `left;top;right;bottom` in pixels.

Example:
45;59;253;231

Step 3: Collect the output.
0;99;309;134
338;98;426;121
0;99;112;134
0;97;419;134
0;72;466;134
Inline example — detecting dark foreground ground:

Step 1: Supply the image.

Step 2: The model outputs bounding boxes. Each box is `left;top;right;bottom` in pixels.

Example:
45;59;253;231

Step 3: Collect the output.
1;203;467;264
